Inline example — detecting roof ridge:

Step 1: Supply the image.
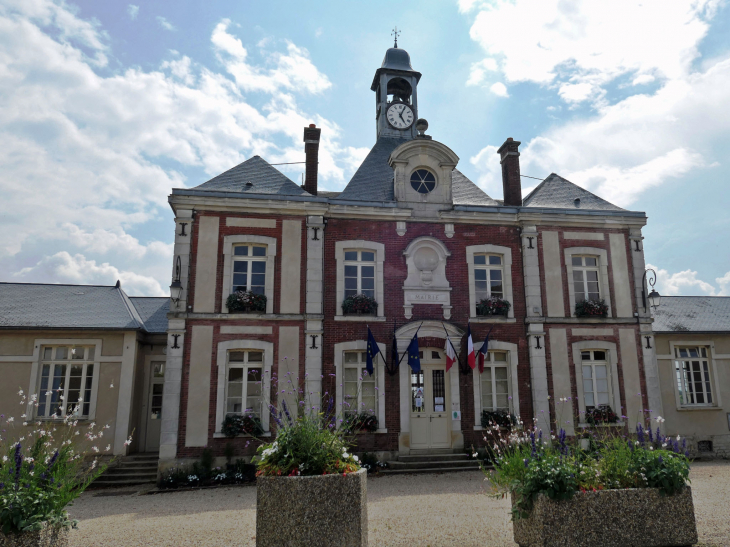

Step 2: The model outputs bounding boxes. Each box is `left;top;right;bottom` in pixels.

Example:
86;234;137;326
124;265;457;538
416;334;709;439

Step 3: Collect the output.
0;281;119;288
115;287;144;330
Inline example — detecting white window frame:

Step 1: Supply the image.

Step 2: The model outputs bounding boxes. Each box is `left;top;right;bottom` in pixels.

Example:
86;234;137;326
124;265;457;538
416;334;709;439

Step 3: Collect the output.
564;247;612;318
224;349;266;419
579;349;614;411
571;340;622;427
466;244;514;319
334;340;387;432
222;235;277;314
343;250;377;300
571;256;601;303
35;345;97;419
230;243;269;295
26;339;101;421
342;351;378;417
335;241;385;319
472;340;520;430
669;341;722;410
214;339;272;437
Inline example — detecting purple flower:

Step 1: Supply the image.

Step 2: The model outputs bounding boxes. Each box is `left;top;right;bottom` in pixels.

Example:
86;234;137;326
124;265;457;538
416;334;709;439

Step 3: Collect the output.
14;444;22;487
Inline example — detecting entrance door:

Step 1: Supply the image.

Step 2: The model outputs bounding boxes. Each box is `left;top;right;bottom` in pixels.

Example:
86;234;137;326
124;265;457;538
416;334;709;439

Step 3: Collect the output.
144;361;165;453
410;348;451;450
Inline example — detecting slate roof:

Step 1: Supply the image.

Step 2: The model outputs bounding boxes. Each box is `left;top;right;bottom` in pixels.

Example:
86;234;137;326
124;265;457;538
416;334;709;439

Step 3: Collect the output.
0;283;168;332
335;137;401;202
452;169;499;206
192;156;312;197
523;173;625;211
130;297;170;333
652;297;730;333
335;137;497;205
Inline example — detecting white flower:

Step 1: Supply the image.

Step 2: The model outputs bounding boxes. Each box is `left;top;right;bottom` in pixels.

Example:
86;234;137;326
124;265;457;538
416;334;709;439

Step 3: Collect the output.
342;452;350;459
472;453;478;458
22;422;27;426
92;446;99;453
17;389;24;396
105;444;111;452
6;417;14;423
655;416;665;423
24;457;34;463
91;460;98;469
110;383;114;388
2;456;7;463
353;455;359;462
29;471;34;476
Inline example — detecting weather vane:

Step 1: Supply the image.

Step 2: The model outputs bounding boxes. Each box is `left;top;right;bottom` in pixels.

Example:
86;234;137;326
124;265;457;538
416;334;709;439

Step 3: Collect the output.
391;26;401;48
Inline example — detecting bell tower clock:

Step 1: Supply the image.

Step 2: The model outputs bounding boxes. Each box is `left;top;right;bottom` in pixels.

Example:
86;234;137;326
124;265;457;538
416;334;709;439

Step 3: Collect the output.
371;30;422;140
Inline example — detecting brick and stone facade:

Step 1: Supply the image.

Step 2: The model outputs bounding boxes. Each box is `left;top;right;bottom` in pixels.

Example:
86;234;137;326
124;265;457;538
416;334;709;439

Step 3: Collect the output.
159;44;663;466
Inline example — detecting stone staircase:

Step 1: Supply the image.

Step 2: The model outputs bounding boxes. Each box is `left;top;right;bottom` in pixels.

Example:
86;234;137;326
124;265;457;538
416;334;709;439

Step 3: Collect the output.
381;449;482;475
93;453;159;487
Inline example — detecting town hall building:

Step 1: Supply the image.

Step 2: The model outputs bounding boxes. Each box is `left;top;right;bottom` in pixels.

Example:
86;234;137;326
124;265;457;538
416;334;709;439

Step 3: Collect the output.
2;44;728;472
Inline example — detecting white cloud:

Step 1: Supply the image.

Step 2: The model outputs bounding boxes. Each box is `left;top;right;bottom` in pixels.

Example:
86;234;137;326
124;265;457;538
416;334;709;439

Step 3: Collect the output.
647;264;718;296
716;272;730;296
0;0;365;294
466;58;498;86
463;0;730;208
466;0;719;103
156;16;175;31
127;4;138;20
15;252;166;296
489;82;508;97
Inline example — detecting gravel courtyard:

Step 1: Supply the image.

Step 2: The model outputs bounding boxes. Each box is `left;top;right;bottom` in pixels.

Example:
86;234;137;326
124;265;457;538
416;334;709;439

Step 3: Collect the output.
67;461;730;547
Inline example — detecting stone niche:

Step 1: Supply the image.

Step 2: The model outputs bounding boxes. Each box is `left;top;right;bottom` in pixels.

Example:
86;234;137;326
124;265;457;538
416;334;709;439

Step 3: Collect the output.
402;236;452;319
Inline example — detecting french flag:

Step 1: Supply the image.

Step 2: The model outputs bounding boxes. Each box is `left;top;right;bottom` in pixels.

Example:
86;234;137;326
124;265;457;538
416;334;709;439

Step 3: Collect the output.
467;323;476;370
445;336;456;372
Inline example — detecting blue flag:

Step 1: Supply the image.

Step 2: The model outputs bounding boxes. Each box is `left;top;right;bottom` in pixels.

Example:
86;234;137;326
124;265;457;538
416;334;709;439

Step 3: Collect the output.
407;333;421;373
366;327;382;376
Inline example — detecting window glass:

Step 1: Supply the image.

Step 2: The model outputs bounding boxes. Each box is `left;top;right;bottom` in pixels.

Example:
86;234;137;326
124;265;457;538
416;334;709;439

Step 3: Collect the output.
573;255;600;302
232;245;267;295
474;254;504;300
226;350;265;419
675;346;713;406
481;352;510;413
343;351;378;420
343;251;376;299
581;350;610;411
38;346;96;419
410;169;436;194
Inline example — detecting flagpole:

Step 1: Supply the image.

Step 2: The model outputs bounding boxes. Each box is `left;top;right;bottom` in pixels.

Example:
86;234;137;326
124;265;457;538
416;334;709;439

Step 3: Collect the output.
442;322;464;371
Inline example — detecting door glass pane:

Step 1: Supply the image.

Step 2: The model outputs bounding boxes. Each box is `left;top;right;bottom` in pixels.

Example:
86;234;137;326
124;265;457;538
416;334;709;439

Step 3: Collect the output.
152;363;165;378
83;365;93;416
150;383;163;419
432;370;445;412
411;371;425;412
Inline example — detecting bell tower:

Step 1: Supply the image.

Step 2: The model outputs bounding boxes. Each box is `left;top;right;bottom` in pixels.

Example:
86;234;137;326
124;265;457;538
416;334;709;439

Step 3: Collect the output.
371;33;422;140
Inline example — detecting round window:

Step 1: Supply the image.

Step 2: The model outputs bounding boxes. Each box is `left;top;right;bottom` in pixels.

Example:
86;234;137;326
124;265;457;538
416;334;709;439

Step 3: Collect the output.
410;169;436;194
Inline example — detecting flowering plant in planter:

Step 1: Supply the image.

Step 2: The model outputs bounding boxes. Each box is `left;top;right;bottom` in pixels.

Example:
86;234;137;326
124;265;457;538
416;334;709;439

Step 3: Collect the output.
341;294;377;315
574;298;608;318
476;296;511;317
486;420;691;520
342;412;378;433
584;405;618;425
226;290;267;313
0;391;117;538
255;401;360;477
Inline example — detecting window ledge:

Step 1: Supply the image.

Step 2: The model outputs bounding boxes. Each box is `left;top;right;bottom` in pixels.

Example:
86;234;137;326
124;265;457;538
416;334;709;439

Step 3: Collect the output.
213;432;272;439
334;315;387;322
675;406;722;412
577;421;625;428
469;316;516;324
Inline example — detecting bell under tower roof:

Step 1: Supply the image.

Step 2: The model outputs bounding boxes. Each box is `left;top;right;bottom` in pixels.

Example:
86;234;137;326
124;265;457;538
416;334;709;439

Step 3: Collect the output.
370;45;421;91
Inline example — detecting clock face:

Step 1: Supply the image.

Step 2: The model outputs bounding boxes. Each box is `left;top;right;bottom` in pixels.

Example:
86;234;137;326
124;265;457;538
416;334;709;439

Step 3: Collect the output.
386;103;414;130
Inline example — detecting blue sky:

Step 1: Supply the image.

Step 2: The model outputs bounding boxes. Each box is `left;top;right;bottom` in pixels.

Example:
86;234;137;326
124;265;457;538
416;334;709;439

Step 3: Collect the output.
1;0;729;296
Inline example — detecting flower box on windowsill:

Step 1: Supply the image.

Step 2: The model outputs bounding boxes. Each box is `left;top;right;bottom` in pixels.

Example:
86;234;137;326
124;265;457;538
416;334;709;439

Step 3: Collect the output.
574;298;609;318
226;291;266;314
341;295;378;316
476;297;511;317
511;487;697;547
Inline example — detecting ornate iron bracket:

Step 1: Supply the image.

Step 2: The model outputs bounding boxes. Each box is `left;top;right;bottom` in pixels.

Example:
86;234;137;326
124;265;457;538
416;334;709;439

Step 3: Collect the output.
312;227;320;241
310;335;318;349
645;336;652;349
534;335;542;350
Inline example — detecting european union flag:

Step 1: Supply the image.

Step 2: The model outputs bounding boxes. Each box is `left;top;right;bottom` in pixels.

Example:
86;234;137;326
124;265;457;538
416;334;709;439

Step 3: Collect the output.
366;327;382;376
407;333;421;373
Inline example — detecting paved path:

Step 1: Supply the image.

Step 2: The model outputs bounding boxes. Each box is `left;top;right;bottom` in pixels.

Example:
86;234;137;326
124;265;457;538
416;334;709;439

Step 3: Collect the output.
68;461;730;547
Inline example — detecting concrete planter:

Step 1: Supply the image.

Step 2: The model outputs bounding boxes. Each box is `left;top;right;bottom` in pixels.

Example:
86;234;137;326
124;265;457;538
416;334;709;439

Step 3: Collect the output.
256;468;367;547
512;487;697;547
0;525;69;547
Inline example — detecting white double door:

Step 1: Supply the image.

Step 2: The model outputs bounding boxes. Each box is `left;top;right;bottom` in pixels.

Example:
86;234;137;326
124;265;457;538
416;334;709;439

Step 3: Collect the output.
410;349;451;450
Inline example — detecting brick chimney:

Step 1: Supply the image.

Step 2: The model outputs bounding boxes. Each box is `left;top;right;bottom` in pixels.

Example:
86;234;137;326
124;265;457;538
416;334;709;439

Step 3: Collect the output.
497;137;522;206
303;124;321;196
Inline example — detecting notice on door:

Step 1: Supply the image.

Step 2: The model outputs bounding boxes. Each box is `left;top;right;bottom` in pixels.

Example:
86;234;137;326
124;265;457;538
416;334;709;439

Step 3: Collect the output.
434;396;444;412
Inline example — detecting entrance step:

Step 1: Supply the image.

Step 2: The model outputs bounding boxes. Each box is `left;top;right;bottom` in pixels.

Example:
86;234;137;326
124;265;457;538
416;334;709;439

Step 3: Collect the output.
92;453;159;487
381;452;482;475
